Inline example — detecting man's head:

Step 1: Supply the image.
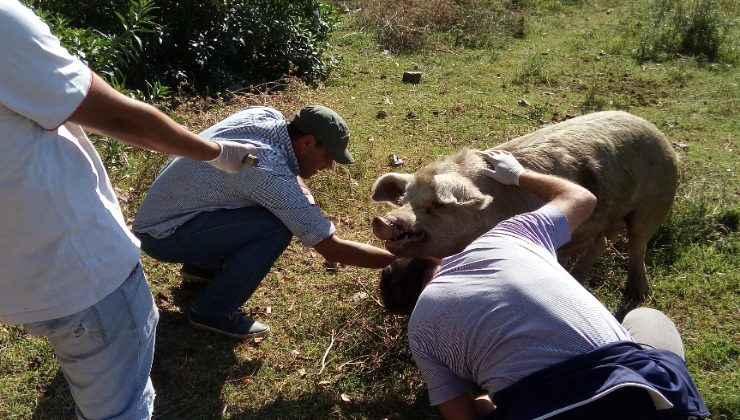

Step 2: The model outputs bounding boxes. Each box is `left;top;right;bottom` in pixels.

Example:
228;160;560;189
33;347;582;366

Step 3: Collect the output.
379;257;440;316
289;105;353;178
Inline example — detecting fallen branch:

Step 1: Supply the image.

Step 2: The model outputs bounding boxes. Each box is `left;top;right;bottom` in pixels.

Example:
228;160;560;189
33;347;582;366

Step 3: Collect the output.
318;330;336;375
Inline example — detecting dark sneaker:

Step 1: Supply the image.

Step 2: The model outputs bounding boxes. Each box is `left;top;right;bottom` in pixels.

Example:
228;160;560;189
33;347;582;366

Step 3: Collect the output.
189;310;270;339
180;263;221;283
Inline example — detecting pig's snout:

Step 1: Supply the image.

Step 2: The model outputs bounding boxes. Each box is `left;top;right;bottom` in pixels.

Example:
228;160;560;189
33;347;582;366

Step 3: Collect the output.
372;216;396;240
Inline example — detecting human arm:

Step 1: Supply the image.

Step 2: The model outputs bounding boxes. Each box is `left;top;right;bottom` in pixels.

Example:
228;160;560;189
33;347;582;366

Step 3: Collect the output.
313;234;396;268
437;394;480;420
69;72;256;173
480;150;596;232
436;393;495;420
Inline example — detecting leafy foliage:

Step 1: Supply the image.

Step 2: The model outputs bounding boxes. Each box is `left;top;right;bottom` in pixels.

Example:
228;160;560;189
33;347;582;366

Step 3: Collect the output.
31;0;340;93
628;0;738;62
348;0;529;53
648;197;739;268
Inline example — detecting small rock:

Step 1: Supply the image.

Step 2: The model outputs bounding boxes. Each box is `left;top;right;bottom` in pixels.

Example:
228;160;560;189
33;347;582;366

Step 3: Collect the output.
315;380;331;390
517;98;530;107
671;142;689;152
324;260;340;272
351;291;368;301
28;356;43;370
402;71;422;84
388;154;404;167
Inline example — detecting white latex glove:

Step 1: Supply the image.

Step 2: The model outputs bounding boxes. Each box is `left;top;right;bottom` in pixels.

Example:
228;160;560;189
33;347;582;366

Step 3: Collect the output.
479;150;527;185
205;140;259;174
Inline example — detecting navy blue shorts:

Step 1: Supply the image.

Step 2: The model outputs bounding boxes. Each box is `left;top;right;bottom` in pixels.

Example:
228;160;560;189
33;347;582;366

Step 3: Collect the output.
488;341;708;419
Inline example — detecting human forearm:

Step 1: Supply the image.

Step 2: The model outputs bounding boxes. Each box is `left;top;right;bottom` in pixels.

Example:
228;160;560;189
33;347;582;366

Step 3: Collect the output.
473;394;496;417
437;393;482;420
314;235;396;268
517;170;594;207
518;171;596;231
70;73;219;159
91;100;219;160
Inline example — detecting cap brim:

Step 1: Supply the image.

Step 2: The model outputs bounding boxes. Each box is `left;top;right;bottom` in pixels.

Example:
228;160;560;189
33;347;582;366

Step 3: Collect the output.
333;149;354;164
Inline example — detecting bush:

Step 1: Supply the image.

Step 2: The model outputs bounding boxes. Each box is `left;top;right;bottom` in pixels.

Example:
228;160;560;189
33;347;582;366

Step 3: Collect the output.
30;0;340;93
647;197;739;268
629;0;737;62
349;0;527;53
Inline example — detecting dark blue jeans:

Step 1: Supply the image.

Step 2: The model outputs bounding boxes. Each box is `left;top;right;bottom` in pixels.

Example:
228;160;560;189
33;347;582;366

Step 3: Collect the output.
137;207;292;317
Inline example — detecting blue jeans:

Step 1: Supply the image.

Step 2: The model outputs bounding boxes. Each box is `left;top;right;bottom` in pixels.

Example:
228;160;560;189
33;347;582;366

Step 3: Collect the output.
24;263;158;419
136;207;292;317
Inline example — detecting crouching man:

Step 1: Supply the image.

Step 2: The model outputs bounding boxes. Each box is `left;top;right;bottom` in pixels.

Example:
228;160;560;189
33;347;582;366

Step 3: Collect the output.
134;105;395;339
380;151;708;419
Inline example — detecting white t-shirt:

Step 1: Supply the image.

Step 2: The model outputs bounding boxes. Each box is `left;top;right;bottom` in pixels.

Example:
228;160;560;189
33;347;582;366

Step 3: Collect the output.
0;1;140;324
408;205;631;406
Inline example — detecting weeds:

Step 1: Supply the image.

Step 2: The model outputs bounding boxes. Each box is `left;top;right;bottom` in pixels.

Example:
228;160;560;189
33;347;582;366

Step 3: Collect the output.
648;196;739;268
349;0;530;53
514;54;556;86
2;1;738;418
628;0;738;63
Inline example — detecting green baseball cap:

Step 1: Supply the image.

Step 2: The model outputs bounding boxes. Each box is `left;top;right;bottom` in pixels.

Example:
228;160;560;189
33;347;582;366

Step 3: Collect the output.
292;105;354;164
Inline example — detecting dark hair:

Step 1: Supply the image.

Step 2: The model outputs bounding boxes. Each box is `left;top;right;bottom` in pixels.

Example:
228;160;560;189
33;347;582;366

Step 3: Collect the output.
380;258;437;316
286;121;306;141
287;121;322;147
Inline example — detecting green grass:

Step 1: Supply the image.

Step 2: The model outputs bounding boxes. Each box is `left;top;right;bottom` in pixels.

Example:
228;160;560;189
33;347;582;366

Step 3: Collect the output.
2;0;738;418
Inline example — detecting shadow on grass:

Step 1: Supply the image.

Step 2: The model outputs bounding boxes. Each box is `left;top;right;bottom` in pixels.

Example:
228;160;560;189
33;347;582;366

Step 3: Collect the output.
29;281;262;419
229;387;436;420
31;370;75;419
151;282;263;419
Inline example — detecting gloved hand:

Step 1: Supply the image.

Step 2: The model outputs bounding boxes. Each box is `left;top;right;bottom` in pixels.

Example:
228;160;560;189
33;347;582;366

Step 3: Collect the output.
479;150;527;185
205;140;259;174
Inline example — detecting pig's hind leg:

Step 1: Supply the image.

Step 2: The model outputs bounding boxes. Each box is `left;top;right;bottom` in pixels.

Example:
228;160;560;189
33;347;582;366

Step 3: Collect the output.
625;205;671;301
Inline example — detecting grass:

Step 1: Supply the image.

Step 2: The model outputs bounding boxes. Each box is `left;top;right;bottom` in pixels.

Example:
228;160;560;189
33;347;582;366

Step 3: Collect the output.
1;0;738;418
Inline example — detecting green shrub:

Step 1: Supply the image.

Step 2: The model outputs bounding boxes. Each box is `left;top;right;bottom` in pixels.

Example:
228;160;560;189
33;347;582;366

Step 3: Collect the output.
30;0;340;93
629;0;737;62
349;0;528;53
647;197;739;268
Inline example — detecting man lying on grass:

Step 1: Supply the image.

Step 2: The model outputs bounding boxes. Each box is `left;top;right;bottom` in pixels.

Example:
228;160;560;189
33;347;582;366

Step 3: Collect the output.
380;151;708;419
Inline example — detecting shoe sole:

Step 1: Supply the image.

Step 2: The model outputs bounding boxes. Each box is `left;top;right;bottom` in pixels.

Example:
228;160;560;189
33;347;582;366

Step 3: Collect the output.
179;271;212;284
188;318;270;339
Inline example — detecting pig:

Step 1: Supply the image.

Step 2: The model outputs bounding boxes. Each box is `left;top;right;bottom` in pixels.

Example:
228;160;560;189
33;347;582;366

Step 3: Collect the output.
371;111;678;300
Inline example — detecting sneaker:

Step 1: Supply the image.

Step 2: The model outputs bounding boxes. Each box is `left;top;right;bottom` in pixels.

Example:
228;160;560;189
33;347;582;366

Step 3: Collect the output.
180;263;221;283
189;309;270;339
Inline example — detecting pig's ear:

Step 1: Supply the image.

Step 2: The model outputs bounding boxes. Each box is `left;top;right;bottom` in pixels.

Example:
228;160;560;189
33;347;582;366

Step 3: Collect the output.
372;173;414;205
434;173;492;208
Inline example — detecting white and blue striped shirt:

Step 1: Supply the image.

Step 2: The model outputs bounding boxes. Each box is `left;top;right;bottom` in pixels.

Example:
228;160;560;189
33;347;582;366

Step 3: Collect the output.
133;106;335;246
409;205;630;406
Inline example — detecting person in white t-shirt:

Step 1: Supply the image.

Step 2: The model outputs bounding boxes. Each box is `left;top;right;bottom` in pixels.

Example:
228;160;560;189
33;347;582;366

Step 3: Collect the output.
0;1;257;418
380;151;708;419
